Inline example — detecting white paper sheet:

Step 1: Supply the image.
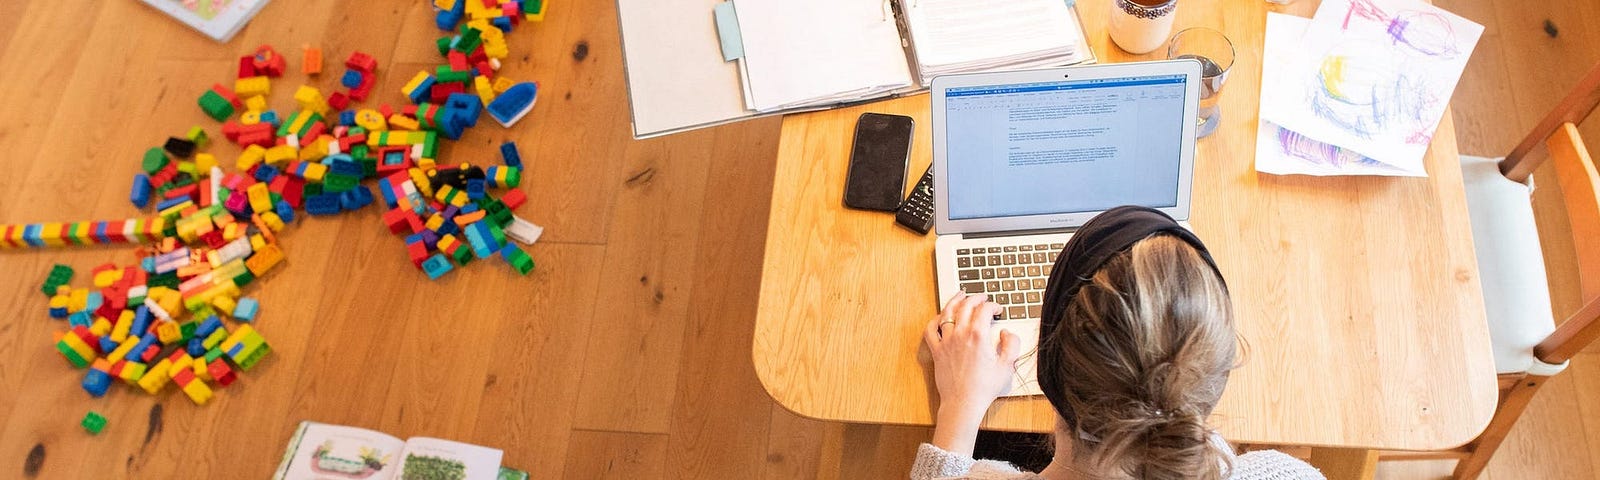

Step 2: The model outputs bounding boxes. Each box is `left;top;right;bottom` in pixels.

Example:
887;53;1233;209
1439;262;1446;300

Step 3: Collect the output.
733;0;916;112
1259;0;1482;173
902;0;1088;83
1256;13;1424;176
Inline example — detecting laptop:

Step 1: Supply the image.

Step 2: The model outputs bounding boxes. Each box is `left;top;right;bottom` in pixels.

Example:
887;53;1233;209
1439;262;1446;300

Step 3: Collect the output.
929;60;1203;396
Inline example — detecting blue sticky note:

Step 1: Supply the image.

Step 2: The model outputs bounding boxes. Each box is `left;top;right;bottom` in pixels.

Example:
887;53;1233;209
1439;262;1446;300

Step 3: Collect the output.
713;2;744;62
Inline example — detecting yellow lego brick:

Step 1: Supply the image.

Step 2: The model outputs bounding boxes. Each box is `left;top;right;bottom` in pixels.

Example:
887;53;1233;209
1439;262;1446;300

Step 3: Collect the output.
409;168;434;197
264;145;297;166
247;182;273;213
195;153;217;173
299;136;330;162
388;115;420;131
492;76;516;93
156;321;182;344
302;161;328;182
118;362;146;384
416;157;436;171
181;378;213;405
221;324;257;351
90;317;112;336
237;144;268;170
259;212;285;232
245;95;268;112
137;360;171;394
293;85;327;112
107;338;137;364
60;334;95;361
39;223;65;246
111;310;134;342
250;233;267;251
170;353;194;373
240;111;262;126
192;356;211;381
235;76;270;98
202;328;228;350
158;201;194;220
355;109;387;131
68;288;89;312
401;71;431;97
434;0;457;10
222;222;247;241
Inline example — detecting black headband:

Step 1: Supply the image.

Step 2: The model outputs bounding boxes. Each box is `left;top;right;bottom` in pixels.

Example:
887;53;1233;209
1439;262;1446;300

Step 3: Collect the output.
1036;206;1224;427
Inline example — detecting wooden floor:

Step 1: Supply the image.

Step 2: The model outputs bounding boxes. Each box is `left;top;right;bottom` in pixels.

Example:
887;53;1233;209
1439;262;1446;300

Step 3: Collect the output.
0;0;1595;479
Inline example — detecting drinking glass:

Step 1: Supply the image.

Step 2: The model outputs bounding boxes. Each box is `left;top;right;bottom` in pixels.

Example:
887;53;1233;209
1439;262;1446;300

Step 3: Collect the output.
1166;28;1235;138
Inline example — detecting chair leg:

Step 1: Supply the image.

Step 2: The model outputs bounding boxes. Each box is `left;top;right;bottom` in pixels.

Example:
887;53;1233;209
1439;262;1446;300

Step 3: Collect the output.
1307;448;1378;480
1452;374;1550;479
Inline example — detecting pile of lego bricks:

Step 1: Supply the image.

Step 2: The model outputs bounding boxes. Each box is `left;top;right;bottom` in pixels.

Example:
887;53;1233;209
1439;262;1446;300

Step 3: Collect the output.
19;0;552;422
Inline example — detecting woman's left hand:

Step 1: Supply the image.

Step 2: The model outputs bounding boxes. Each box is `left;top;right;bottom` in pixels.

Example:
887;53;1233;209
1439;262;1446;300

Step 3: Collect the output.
924;292;1024;421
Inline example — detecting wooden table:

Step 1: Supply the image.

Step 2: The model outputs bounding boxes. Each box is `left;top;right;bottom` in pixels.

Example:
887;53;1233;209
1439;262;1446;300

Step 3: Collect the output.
752;0;1498;453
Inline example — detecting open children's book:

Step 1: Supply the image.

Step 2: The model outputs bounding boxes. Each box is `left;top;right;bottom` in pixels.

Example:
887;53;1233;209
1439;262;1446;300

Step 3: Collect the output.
273;421;529;480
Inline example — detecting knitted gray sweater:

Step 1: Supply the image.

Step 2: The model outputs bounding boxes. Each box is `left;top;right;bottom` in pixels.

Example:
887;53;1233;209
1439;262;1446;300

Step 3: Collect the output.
911;443;1326;480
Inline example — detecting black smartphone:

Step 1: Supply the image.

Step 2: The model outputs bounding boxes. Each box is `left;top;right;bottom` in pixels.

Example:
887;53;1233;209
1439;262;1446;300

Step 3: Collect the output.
843;113;914;211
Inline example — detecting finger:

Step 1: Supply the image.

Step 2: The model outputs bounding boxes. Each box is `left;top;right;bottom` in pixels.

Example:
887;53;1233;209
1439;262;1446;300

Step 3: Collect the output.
950;293;985;328
940;291;968;317
997;329;1023;362
924;316;942;348
962;301;1003;334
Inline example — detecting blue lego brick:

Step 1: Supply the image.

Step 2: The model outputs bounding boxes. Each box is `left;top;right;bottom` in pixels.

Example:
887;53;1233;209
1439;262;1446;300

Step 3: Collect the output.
499;141;521;167
341;69;364;89
131;174;153;208
82;369;112;397
422;253;453;280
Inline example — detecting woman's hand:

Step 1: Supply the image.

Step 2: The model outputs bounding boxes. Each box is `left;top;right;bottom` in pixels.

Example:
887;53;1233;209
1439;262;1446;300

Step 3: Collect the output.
924;292;1023;455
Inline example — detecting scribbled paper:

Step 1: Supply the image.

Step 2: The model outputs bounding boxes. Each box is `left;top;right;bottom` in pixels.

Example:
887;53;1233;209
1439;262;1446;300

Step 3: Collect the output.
1259;0;1482;174
1256;13;1423;176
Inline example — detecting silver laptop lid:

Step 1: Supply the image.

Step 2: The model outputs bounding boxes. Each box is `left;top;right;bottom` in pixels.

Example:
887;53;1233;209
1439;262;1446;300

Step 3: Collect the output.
930;61;1202;235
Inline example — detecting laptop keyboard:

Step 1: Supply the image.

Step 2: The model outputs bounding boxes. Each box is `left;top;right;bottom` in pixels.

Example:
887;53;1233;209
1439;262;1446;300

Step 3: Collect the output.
955;243;1064;320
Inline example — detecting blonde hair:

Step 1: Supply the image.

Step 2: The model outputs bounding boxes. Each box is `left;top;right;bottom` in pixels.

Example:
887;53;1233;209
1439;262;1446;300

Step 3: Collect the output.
1041;234;1237;480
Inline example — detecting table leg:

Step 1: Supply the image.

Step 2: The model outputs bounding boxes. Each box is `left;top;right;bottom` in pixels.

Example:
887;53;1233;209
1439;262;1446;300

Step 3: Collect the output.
1306;448;1379;480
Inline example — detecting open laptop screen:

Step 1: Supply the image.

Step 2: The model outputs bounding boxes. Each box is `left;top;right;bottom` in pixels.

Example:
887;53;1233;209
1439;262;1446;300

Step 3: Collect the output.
943;74;1187;220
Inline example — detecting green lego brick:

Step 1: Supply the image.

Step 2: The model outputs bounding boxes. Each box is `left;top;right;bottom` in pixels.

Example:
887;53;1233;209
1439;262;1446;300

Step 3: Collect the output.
360;157;377;178
198;90;235;122
148;272;180;290
81;411;107;435
56;342;90;368
436;37;452;57
42;264;73;296
303;182;323;197
179;321;197;342
232;342;271;371
421;132;438;158
324;173;358;193
143;148;169;174
435;66;471;84
504;167;520;188
186;126;209;148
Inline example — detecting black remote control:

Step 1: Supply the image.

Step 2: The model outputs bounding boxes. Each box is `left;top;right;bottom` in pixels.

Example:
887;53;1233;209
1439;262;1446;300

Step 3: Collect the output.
896;166;935;235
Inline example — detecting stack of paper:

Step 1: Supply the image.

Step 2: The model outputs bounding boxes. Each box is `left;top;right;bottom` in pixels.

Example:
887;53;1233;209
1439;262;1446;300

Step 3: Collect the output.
1256;0;1483;177
733;0;918;112
901;0;1093;84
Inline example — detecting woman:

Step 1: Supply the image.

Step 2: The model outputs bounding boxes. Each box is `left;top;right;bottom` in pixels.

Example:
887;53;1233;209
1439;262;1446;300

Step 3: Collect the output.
915;206;1322;480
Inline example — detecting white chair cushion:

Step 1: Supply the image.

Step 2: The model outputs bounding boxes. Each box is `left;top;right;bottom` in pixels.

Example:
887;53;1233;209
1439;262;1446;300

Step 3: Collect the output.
1460;155;1558;374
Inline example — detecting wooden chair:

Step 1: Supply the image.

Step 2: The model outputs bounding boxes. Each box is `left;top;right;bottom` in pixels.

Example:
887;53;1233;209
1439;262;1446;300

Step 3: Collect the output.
1387;61;1600;479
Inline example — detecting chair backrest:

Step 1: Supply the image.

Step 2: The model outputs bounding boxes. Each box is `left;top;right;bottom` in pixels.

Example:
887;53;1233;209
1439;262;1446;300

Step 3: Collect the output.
1498;61;1600;366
